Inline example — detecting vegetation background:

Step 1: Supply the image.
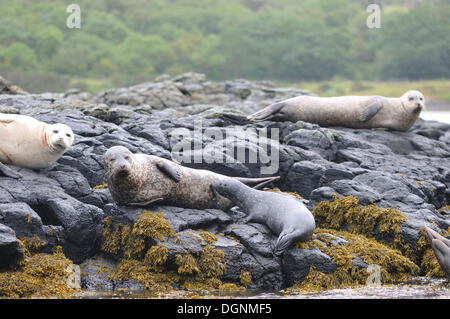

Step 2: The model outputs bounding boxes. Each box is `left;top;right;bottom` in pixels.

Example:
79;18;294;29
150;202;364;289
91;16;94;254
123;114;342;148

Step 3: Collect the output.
0;0;449;105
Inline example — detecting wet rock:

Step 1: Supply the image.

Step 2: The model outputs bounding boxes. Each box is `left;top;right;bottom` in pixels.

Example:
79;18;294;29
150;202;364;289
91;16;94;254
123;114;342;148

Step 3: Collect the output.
1;72;449;290
0;223;23;269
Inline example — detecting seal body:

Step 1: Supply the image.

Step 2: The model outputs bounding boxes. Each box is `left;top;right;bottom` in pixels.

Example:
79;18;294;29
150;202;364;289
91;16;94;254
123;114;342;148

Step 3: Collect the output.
248;90;425;131
104;146;279;210
211;179;315;256
0;113;74;177
424;226;450;280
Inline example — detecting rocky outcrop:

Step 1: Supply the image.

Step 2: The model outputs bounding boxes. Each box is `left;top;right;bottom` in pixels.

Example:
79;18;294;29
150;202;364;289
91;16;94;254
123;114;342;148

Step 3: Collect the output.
0;73;449;294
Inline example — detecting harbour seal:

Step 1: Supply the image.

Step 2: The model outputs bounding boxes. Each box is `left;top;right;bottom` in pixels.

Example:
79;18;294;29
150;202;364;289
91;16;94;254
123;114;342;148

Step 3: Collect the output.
424;226;450;280
104;146;279;210
248;90;425;131
210;179;315;256
0;113;74;178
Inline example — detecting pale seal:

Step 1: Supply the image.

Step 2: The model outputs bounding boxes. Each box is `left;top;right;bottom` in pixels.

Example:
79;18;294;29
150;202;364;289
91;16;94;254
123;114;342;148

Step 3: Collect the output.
0;113;74;178
210;179;315;256
104;146;279;210
248;90;425;131
424;226;450;280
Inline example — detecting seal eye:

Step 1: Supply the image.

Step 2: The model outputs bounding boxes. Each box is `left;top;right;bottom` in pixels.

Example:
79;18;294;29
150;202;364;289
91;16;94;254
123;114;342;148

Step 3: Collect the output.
419;97;423;101
66;134;71;137
124;156;130;160
409;97;414;101
53;130;59;134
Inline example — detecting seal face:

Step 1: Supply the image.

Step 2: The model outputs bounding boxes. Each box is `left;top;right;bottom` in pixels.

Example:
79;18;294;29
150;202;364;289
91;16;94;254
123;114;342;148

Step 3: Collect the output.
211;179;315;256
424;226;450;280
248;90;425;131
0;114;74;177
104;146;279;210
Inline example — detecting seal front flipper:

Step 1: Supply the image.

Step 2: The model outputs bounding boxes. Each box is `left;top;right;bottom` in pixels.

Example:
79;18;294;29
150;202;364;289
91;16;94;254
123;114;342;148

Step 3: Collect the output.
156;161;180;182
247;102;285;122
128;198;164;207
0;116;15;124
359;99;383;122
0;162;22;179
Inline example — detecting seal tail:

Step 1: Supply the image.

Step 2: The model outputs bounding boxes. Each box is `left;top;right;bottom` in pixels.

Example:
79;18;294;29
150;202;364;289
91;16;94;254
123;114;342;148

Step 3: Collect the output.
235;176;280;190
247;102;285;122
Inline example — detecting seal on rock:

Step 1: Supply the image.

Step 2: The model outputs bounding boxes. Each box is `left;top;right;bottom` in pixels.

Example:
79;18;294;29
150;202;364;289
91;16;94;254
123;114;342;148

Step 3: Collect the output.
424;226;450;280
0;113;74;178
248;90;425;131
104;146;279;210
210;179;315;256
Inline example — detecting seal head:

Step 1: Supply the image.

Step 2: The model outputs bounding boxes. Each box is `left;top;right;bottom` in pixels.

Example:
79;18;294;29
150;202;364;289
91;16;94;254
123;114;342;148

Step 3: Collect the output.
43;123;74;154
104;146;133;179
400;90;425;114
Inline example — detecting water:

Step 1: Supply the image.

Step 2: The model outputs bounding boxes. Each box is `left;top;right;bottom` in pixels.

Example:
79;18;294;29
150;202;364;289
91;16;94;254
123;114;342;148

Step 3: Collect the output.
420;111;450;124
81;278;449;299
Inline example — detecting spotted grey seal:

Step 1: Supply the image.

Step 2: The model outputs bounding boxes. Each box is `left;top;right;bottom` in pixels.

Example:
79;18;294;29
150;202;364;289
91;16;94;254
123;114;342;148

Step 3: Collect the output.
0;113;74;178
248;90;425;131
104;146;279;210
210;178;315;256
424;226;450;280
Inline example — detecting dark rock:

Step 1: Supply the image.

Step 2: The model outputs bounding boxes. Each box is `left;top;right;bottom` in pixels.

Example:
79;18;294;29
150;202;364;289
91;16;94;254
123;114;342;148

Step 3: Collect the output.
0;223;23;269
1;72;449;290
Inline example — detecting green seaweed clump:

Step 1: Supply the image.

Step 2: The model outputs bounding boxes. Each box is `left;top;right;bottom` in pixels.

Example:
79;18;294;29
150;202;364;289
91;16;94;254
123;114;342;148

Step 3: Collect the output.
312;195;410;256
93;182;108;190
0;246;78;298
179;245;227;291
288;228;419;292
132;211;178;241
240;271;252;287
101;211;177;259
175;254;200;275
198;231;218;244
19;235;47;255
102;211;230;292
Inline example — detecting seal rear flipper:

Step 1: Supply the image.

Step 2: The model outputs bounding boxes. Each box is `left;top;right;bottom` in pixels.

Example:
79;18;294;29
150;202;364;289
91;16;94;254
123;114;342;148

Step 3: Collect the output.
274;231;300;256
0;162;22;179
236;176;280;190
424;226;450;247
247;102;285;122
359;100;383;122
156;161;180;182
430;239;450;278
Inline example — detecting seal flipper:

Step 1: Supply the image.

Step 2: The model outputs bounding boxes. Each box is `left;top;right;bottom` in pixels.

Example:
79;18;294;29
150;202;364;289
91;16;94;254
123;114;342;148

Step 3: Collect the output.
128;198;164;207
424;226;450;279
0;113;15;123
274;231;296;256
247;102;285;122
236;176;280;190
156;161;180;182
359;99;383;122
431;239;450;279
0;162;22;179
